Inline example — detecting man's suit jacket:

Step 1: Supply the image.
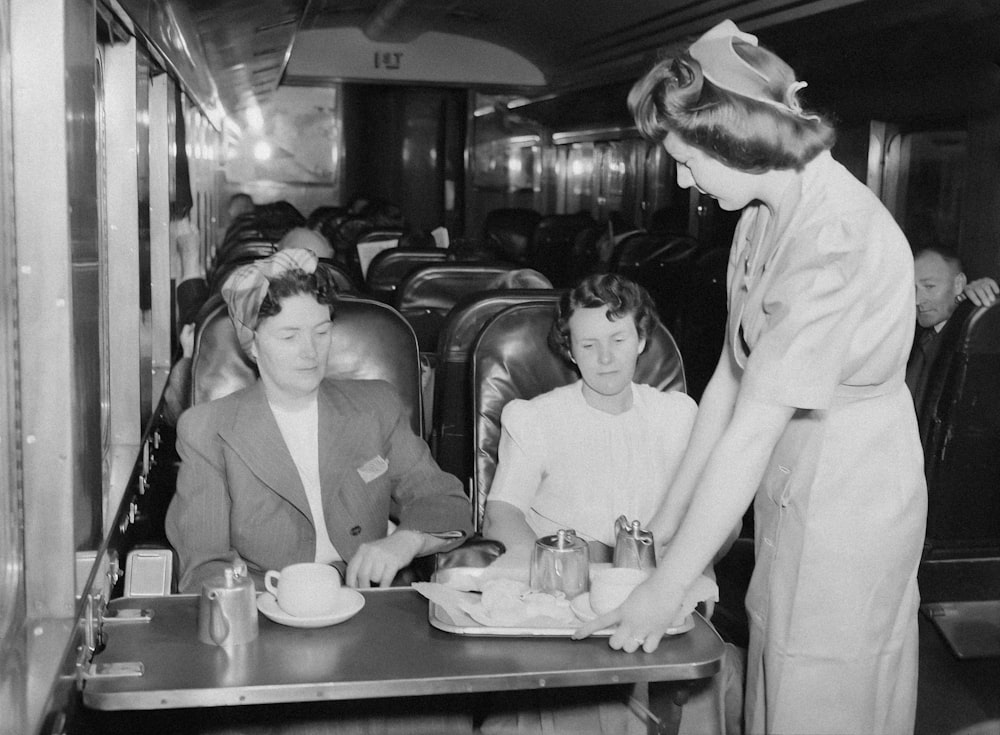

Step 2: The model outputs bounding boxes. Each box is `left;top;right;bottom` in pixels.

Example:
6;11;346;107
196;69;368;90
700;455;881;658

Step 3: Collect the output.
166;378;470;592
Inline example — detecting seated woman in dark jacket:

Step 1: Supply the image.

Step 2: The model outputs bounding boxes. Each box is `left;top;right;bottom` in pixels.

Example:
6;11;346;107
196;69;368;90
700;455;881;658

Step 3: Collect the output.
166;248;470;593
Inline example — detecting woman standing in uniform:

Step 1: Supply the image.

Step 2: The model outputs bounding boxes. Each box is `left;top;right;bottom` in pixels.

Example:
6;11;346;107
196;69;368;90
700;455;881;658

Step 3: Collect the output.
576;20;926;735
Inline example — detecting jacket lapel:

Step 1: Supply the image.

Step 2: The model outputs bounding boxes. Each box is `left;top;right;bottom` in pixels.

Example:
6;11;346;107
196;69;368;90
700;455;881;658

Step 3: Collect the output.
317;381;379;555
218;382;312;521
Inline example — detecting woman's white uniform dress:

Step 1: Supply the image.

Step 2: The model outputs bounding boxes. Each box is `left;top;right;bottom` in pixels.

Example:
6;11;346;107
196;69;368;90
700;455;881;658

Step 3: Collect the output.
731;150;926;734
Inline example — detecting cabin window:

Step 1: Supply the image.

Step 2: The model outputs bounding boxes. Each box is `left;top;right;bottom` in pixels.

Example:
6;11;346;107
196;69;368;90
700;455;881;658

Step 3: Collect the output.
880;127;968;253
507;143;538;193
595;142;627;221
563;142;595;216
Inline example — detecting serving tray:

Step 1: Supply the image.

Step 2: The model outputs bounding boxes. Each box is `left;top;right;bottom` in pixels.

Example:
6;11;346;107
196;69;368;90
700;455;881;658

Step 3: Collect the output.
424;568;695;638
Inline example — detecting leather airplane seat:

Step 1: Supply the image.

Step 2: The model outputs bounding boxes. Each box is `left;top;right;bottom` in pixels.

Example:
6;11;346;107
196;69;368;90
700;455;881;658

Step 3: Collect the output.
914;299;976;447
432;289;563;484
190;295;425;437
366;249;448;304
394;262;519;352
923;301;1000;555
470;300;686;530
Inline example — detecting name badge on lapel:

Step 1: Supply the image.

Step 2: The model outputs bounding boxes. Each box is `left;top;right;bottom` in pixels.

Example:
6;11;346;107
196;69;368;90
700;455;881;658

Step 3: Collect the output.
357;455;389;483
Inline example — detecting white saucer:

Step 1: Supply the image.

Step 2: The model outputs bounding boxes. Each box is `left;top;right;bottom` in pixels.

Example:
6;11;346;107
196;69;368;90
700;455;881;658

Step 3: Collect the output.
570;593;695;635
257;590;365;628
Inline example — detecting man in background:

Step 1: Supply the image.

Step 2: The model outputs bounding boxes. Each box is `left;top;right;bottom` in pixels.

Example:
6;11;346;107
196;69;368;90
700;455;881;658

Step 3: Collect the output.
906;245;998;412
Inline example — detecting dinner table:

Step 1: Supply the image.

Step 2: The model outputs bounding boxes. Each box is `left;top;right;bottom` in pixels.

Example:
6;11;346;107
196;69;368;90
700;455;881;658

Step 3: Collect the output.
82;587;726;735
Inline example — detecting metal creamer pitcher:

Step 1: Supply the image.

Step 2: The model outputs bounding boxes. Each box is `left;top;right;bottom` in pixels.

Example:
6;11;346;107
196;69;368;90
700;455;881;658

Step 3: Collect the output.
613;516;656;571
198;560;259;647
530;529;589;599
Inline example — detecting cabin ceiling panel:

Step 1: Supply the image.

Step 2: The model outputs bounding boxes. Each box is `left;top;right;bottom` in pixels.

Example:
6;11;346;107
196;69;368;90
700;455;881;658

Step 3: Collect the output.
180;0;306;116
300;0;876;89
285;28;544;86
131;0;1000;120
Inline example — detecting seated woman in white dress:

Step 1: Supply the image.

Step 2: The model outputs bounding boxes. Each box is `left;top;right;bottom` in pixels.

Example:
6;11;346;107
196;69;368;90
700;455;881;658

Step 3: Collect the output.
484;273;697;564
481;274;743;735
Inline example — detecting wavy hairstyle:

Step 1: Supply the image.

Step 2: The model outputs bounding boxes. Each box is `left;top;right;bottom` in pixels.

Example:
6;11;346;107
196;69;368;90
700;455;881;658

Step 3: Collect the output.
256;268;339;327
628;41;836;172
550;273;659;363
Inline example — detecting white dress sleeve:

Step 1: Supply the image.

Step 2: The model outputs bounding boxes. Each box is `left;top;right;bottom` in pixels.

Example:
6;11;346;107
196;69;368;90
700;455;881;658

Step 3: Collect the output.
486;400;545;514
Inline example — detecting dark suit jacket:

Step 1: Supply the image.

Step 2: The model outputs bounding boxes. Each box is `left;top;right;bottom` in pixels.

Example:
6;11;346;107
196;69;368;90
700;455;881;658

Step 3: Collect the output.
166;378;470;592
907;299;975;440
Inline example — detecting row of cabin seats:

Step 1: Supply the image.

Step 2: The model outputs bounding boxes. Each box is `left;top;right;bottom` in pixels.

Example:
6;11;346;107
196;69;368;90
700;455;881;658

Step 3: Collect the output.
193;202;729;440
193;203;728;440
189;205;718;495
187;283;687;528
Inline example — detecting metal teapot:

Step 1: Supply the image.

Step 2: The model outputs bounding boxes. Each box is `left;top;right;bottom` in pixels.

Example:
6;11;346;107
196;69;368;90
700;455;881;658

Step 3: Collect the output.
530;528;589;599
613;516;656;571
198;560;259;647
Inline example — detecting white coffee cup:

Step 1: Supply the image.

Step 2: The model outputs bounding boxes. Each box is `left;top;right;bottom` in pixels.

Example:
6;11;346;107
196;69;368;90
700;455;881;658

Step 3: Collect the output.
264;563;343;618
589;567;650;616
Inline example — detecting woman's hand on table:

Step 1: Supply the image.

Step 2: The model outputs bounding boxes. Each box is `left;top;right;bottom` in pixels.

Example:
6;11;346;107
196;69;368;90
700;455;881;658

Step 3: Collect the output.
572;575;686;653
346;530;425;588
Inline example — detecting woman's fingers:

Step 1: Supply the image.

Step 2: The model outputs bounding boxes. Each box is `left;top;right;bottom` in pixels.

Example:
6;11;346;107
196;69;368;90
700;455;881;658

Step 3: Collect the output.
609;626;665;653
571;609;621;640
573;609;666;653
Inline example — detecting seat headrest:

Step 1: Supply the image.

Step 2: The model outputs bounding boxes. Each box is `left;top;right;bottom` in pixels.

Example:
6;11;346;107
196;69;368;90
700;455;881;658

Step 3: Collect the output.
366;249;449;289
190;296;424;436
961;300;1000;355
438;289;563;362
394;263;519;314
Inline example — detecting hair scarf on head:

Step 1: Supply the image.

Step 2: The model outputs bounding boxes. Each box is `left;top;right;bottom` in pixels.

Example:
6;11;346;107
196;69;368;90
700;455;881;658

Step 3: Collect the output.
688;19;819;121
221;248;319;355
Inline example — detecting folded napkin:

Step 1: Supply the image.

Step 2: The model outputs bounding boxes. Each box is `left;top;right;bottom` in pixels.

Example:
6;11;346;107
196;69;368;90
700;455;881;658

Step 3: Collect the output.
413;570;718;630
413;578;577;628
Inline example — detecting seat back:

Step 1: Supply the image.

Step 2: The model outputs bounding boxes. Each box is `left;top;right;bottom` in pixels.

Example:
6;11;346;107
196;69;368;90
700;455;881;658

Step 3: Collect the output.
470;301;686;529
394;263;519;352
432;289;562;482
366;249;449;304
923;301;1000;553
914;299;975;444
190;296;424;437
482;207;542;264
